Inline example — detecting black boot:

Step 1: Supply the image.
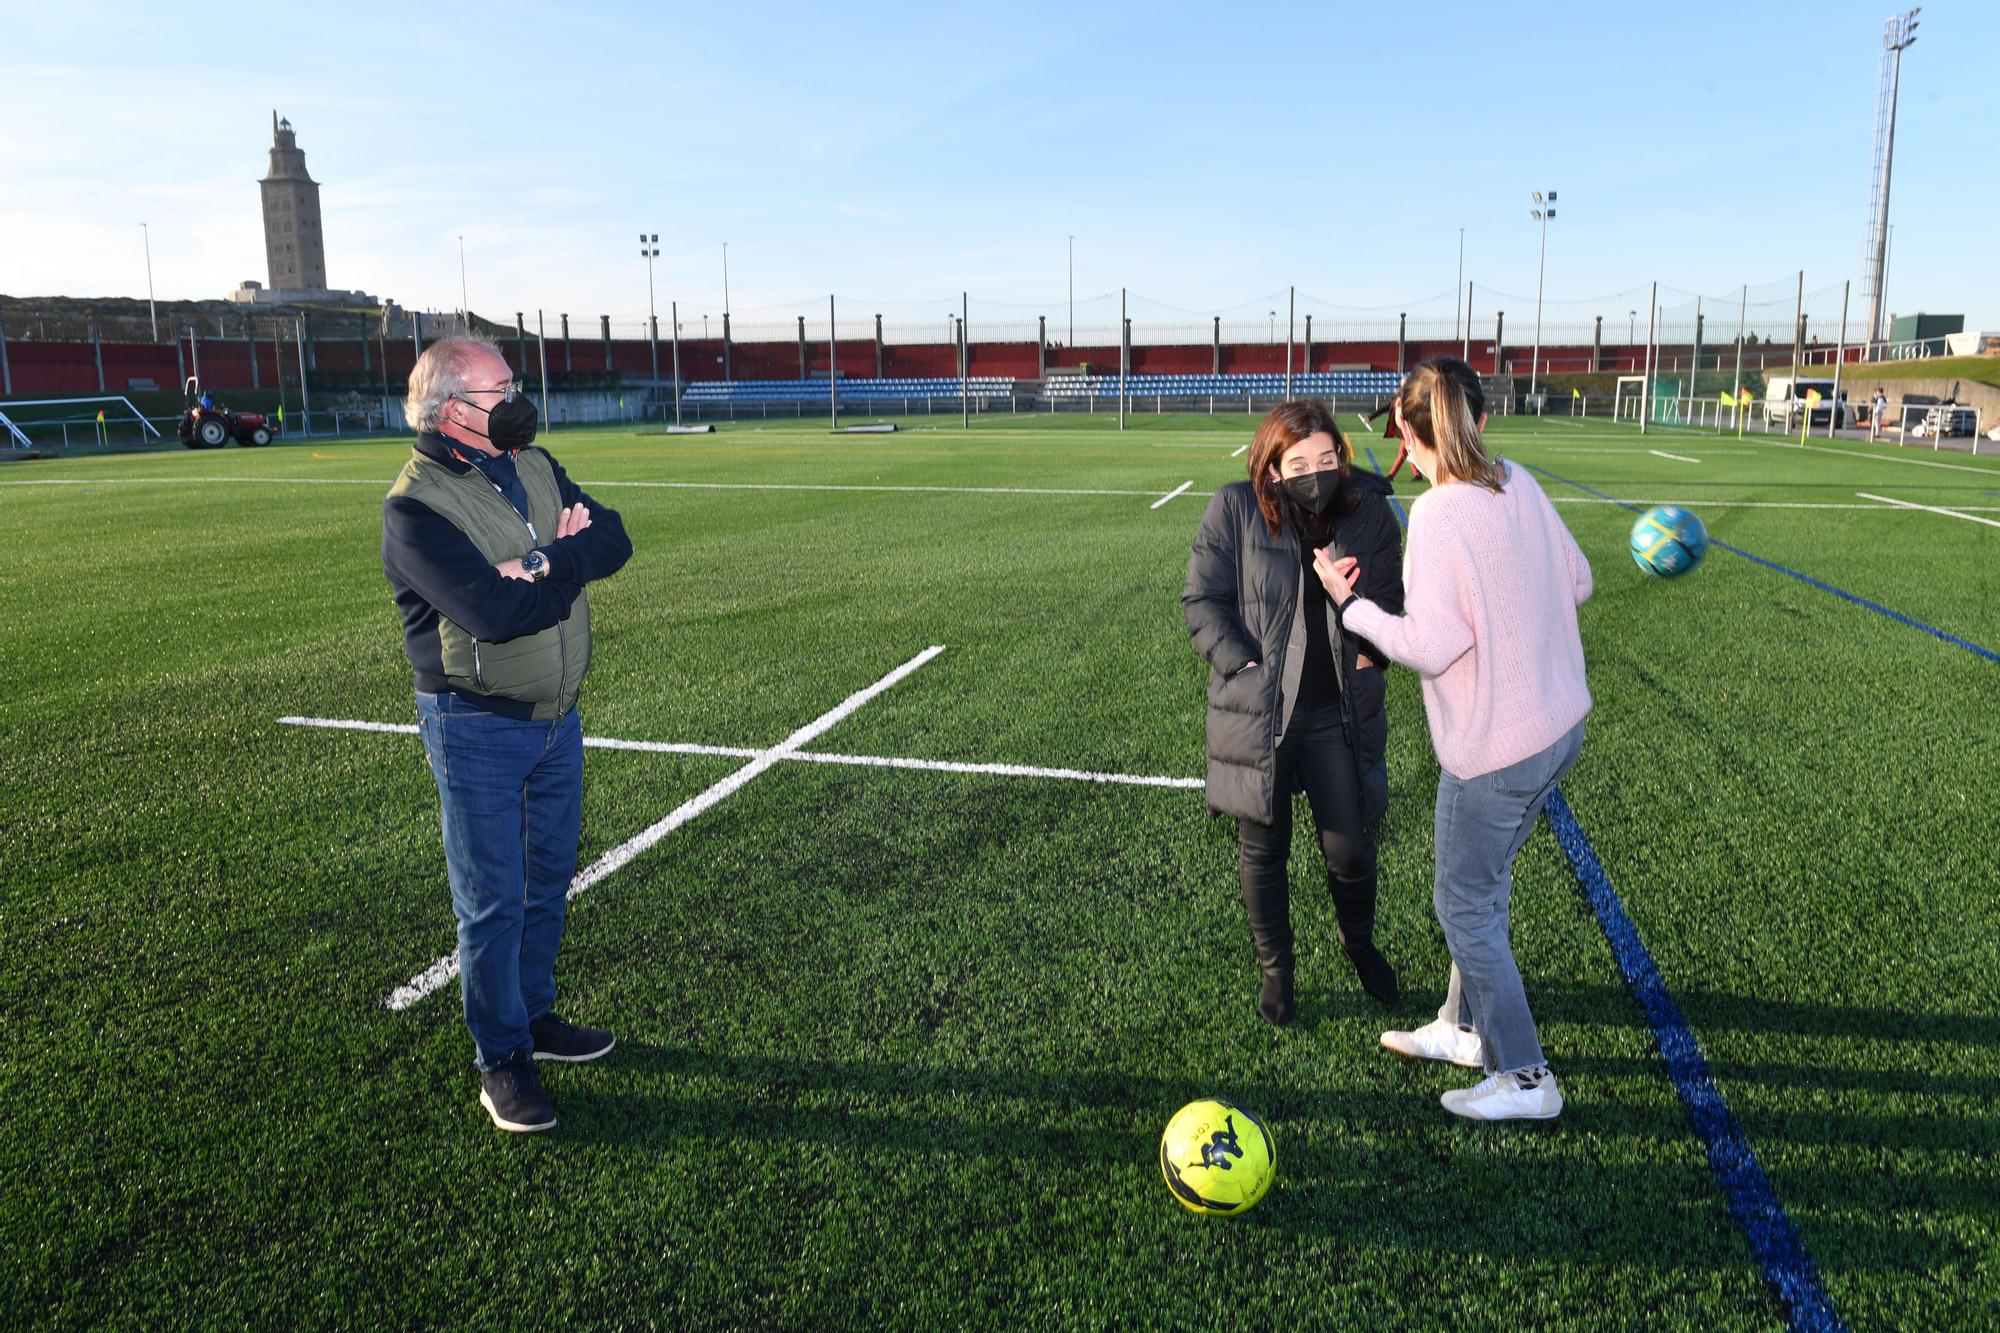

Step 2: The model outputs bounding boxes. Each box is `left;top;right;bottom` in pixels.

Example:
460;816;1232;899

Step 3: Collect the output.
1331;872;1399;1006
1257;960;1296;1027
1238;833;1297;1027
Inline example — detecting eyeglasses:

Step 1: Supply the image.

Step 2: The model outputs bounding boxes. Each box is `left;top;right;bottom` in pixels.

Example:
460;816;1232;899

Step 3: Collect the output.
457;381;524;402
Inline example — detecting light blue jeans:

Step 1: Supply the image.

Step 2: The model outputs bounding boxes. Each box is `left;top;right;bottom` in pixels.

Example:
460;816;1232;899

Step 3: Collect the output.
1434;720;1585;1075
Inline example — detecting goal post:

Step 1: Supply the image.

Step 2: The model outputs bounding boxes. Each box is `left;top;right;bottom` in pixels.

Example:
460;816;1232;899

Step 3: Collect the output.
1613;376;1648;424
0;395;162;449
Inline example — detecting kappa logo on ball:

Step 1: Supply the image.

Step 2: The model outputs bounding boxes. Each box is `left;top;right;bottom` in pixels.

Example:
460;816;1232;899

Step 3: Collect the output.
1159;1098;1276;1215
1196;1118;1244;1170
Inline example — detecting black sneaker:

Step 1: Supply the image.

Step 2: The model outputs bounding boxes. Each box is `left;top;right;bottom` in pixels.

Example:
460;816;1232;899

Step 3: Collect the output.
530;1014;616;1063
479;1054;556;1133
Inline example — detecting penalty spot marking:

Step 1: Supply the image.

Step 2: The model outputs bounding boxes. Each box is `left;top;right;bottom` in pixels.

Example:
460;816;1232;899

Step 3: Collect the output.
1857;492;2000;531
368;645;945;1010
1151;481;1194;509
1648;450;1701;464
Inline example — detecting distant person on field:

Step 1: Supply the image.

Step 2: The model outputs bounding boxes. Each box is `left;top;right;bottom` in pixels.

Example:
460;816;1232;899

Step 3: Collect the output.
1873;387;1889;439
381;336;633;1133
1316;358;1591;1122
1184;400;1406;1027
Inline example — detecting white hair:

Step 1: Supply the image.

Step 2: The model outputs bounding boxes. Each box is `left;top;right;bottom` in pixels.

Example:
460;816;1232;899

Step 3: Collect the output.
404;336;504;433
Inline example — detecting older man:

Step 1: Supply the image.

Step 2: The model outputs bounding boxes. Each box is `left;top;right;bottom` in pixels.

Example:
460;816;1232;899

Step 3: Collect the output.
382;337;632;1132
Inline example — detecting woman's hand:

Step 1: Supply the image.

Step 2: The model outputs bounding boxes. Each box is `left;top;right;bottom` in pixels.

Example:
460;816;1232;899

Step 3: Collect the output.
1313;549;1360;605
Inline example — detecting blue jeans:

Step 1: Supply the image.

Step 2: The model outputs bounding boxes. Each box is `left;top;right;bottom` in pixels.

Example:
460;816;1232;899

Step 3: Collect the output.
1433;721;1585;1075
414;692;583;1070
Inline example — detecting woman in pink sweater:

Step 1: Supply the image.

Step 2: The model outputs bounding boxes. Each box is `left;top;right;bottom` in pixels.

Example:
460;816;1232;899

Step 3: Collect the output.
1315;358;1592;1122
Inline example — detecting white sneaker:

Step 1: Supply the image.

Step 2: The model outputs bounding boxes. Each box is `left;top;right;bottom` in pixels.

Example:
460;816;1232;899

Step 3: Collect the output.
1380;1017;1484;1068
1441;1069;1563;1122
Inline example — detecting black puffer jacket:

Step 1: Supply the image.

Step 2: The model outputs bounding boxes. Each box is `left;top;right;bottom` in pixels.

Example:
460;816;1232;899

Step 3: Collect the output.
1183;472;1406;823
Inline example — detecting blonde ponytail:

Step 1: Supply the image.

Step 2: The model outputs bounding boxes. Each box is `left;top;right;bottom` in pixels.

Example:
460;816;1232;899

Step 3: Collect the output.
1398;357;1504;492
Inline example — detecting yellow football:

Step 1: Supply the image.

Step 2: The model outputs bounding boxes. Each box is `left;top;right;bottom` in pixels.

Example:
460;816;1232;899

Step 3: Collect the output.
1159;1098;1276;1216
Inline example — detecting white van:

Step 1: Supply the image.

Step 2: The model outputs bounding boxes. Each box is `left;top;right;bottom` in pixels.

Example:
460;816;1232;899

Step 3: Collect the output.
1763;377;1847;429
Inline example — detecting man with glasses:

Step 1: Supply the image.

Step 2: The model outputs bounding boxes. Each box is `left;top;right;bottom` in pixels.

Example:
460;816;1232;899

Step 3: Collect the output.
382;337;633;1132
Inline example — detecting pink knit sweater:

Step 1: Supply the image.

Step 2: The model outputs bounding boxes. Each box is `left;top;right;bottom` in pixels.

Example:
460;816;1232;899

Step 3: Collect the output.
1340;461;1593;780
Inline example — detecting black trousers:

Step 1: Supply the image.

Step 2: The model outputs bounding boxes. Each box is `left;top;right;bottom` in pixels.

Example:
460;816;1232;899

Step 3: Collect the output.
1235;697;1376;976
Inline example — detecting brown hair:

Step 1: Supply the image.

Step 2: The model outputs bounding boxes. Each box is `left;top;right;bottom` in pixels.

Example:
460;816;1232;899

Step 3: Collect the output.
1395;357;1505;492
1247;399;1354;538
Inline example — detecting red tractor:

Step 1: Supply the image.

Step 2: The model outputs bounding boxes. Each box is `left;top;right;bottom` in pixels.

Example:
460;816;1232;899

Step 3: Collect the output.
177;377;276;448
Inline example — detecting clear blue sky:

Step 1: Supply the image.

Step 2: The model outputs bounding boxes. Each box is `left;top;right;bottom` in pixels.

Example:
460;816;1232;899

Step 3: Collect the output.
4;0;1993;343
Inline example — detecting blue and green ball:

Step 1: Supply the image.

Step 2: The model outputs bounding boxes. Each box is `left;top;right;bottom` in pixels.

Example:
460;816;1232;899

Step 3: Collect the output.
1629;505;1709;578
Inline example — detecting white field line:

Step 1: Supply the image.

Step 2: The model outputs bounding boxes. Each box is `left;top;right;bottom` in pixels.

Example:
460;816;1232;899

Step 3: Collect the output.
780;749;1203;789
1746;438;2000;477
1151;481;1194;509
1647;450;1701;464
1857;492;2000;531
276;716;761;759
41;473;1994;517
0;476;1208;501
1541;497;2000;512
370;644;945;1010
281;716;1207;792
1230;444;1248;457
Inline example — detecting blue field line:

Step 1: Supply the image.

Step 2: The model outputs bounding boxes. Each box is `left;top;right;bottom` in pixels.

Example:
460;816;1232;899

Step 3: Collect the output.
1361;446;1408;525
1543;790;1847;1333
1516;459;2000;666
1364;456;1844;1326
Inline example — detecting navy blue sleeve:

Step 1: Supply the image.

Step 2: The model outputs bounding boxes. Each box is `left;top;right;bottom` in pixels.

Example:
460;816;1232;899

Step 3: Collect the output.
382;495;580;643
535;448;634;586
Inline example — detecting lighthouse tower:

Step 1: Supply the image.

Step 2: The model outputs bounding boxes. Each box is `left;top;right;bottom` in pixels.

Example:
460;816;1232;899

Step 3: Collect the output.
260;112;328;292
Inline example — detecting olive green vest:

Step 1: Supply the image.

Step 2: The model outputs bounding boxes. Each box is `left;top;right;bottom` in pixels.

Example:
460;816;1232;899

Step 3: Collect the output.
388;447;592;720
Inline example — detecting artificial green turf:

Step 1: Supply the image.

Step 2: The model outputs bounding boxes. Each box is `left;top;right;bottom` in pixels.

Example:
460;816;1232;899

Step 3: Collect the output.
0;414;1994;1328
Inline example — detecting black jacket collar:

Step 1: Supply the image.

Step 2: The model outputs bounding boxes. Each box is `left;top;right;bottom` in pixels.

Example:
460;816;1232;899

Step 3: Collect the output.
415;431;522;475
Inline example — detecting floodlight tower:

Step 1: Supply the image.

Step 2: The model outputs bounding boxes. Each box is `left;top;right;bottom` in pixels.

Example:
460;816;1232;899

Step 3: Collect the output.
1862;8;1919;359
140;223;157;342
1528;191;1556;401
641;233;660;384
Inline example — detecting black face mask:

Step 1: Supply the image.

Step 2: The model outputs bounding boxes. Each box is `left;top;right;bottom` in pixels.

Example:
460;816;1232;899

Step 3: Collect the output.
1281;468;1341;516
460;392;539;451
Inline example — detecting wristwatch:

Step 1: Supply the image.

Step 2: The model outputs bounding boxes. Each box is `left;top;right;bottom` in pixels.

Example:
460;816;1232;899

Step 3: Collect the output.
520;550;549;582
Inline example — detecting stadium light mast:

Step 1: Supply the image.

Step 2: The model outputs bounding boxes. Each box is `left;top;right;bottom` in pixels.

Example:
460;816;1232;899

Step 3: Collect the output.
1067;235;1074;347
641;233;660;386
1528;191;1556;405
140;223;157;342
1454;228;1464;341
722;242;731;327
457;235;469;326
1863;8;1919;359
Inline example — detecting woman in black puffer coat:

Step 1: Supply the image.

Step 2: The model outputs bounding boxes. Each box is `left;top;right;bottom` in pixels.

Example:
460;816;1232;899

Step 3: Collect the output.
1183;400;1407;1025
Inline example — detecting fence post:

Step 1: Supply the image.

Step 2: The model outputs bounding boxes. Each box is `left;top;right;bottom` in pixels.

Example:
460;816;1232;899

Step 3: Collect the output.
1037;316;1046;379
1212;316;1221;374
92;315;106;393
246;319;260;390
0;310;12;396
601;315;612;372
1397;312;1407;375
1304;313;1313;377
1592;315;1602;373
561;313;572;375
1493;311;1504;379
874;314;884;378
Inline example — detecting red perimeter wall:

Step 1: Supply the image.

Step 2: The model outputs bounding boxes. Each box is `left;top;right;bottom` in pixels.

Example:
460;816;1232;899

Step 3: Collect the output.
2;334;1648;396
